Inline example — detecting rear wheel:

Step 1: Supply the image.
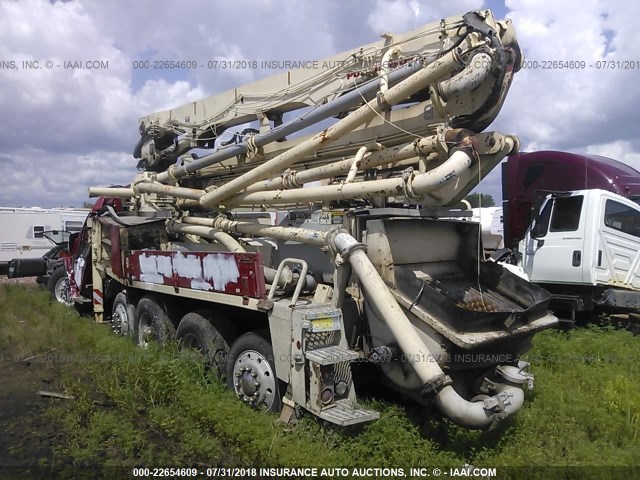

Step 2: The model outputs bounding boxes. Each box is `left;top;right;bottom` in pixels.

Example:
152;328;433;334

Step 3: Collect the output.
47;267;73;307
226;332;281;412
176;312;229;379
111;292;137;338
135;297;176;348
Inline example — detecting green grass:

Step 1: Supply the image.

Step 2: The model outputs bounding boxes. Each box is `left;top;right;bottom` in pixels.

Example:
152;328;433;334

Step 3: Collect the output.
0;284;639;478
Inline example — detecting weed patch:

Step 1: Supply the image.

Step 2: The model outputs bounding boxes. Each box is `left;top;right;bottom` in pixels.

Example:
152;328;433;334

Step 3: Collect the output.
1;284;639;475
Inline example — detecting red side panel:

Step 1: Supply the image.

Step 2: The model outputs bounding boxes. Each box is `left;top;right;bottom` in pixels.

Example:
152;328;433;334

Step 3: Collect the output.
110;225;122;277
126;250;266;298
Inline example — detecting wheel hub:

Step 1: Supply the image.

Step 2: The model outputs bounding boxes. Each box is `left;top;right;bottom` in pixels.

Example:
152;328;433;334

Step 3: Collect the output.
239;368;259;396
232;350;276;409
55;277;73;307
112;303;128;335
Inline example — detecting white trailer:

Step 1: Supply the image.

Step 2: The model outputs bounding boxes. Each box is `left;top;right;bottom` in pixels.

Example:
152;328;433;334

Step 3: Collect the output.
449;206;504;253
0;207;89;273
474;207;504;251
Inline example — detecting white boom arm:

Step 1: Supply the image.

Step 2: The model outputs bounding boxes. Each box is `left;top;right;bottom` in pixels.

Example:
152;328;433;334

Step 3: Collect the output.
91;9;522;210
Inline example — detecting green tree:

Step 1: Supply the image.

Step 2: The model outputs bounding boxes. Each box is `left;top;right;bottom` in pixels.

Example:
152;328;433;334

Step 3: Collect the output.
465;193;495;208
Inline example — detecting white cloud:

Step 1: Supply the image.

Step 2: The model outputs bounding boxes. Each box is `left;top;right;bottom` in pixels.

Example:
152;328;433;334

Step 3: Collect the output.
0;0;209;158
82;1;337;89
1;0;639;210
0;148;133;207
494;0;611;144
585;141;640;172
474;0;640;201
367;0;484;34
409;1;421;17
0;0;341;207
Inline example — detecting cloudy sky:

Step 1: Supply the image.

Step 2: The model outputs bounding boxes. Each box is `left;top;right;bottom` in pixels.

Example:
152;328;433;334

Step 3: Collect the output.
0;0;639;207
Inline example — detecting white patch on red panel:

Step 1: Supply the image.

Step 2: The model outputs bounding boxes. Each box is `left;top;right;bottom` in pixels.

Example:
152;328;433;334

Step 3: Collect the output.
203;254;240;291
135;251;241;293
191;279;213;290
173;252;203;278
156;255;173;278
138;253;164;283
73;257;86;288
174;251;209;290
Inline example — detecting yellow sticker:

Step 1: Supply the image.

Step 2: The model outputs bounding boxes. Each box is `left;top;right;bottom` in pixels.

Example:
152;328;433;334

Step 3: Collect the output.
311;317;337;331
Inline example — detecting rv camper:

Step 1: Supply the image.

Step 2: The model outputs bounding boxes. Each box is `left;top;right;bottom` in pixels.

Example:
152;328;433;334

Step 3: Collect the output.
0;207;89;275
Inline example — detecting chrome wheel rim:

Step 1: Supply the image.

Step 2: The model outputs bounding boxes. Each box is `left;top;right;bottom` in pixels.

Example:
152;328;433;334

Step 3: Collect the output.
112;303;129;336
54;277;73;307
232;349;276;410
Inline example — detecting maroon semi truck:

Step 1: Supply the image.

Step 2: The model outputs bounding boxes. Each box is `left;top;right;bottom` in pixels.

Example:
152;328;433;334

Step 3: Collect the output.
502;150;640;249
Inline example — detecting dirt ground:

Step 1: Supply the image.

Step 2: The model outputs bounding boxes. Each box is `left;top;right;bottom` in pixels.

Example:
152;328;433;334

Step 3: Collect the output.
0;276;40;286
0;343;66;467
0;277;67;468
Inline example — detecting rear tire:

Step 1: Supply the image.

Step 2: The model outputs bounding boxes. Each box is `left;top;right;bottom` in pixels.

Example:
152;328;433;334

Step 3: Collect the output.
226;331;282;413
47;267;73;307
111;292;137;338
135;296;176;348
176;312;230;379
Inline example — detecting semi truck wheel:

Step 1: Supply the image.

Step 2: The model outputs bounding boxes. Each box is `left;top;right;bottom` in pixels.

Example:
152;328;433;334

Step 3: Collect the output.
111;292;136;338
176;312;230;380
226;331;282;412
135;296;176;348
47;267;73;307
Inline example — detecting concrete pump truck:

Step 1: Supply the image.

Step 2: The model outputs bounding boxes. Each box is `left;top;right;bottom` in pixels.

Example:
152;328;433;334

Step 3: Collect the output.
65;10;558;430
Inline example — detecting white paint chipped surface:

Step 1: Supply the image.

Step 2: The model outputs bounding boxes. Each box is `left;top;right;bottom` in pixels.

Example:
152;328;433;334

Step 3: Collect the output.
191;279;213;290
73;257;86;286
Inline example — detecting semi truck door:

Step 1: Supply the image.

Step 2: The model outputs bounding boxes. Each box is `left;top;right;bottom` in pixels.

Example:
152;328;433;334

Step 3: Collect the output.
523;194;586;284
596;196;640;289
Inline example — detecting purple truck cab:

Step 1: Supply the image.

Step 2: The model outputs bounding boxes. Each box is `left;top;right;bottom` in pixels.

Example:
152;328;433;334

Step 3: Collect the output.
502;150;640;248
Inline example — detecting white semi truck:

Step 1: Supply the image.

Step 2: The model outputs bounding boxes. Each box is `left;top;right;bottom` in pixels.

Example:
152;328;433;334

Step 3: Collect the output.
492;151;640;323
503;189;640;322
64;10;558;430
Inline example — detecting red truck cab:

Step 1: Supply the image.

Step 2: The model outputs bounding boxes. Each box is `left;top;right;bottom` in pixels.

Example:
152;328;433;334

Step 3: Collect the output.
502;151;640;248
